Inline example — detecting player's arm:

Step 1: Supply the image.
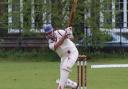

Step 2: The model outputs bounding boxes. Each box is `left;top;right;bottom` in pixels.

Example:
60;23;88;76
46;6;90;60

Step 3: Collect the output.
65;27;74;40
54;33;68;50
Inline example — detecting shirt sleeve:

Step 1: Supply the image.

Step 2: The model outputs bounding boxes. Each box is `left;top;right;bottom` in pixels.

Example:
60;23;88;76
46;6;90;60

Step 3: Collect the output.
59;29;73;39
48;39;55;50
57;30;66;36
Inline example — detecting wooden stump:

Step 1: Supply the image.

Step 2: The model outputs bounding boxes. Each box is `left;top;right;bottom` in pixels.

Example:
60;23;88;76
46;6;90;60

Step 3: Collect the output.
77;55;88;89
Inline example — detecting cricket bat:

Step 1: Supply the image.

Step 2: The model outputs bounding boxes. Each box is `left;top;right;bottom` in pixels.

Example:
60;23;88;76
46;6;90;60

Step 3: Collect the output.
68;0;78;27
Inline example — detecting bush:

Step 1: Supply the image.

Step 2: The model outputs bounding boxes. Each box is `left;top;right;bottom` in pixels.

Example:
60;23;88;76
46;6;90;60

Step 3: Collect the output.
0;49;59;62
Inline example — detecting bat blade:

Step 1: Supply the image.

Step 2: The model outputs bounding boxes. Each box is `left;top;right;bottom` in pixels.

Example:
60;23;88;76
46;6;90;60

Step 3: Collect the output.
68;0;78;27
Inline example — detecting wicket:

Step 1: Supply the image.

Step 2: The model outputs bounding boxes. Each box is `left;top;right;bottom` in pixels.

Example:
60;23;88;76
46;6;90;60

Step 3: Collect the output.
77;55;87;89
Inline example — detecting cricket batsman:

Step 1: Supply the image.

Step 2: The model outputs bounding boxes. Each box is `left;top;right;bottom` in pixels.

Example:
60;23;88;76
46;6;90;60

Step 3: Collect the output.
44;24;79;89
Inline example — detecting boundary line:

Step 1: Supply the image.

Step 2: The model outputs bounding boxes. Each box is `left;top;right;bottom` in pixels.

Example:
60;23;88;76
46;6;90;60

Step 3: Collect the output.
91;64;128;68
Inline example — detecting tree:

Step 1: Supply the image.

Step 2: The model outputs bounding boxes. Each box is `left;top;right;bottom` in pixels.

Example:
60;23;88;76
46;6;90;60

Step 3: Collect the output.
0;0;111;44
83;0;112;47
0;0;8;36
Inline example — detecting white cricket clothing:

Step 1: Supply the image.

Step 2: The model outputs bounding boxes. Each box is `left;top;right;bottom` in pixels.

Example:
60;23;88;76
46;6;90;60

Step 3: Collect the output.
48;29;78;58
58;48;78;89
56;79;77;88
48;29;79;89
65;27;73;38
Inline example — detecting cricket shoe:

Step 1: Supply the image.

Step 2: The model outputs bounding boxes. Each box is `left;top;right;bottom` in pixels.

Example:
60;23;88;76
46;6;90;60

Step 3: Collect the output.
56;79;77;89
71;84;78;89
56;79;59;84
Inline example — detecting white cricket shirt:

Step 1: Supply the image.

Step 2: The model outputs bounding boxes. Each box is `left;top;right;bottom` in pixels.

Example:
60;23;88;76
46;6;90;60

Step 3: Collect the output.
48;30;78;57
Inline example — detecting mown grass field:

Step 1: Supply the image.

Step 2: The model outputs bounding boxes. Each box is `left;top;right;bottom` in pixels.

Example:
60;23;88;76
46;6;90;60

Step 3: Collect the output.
0;57;128;89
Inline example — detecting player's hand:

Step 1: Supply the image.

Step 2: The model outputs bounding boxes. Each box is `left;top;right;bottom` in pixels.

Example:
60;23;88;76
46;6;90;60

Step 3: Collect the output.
64;33;69;39
65;27;73;39
65;27;72;35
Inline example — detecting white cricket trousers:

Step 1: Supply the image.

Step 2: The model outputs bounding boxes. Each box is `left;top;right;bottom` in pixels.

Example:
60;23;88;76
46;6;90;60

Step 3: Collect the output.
57;48;79;89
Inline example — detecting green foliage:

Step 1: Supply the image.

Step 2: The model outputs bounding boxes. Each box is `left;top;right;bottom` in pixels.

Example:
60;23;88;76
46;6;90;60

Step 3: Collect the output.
83;0;113;47
0;48;128;62
0;0;112;46
73;0;85;37
51;0;62;28
0;49;59;62
87;51;128;60
23;0;31;31
0;0;8;36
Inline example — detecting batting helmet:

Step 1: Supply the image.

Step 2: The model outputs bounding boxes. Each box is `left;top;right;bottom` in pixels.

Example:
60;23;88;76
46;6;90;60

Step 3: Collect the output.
44;24;53;33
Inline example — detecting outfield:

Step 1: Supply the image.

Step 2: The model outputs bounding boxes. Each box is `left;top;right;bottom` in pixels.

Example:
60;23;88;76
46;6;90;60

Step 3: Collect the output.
0;58;128;89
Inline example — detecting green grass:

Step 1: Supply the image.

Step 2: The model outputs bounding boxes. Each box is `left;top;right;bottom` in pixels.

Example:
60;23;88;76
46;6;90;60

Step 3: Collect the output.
0;61;77;89
87;58;128;89
0;62;58;89
0;57;128;89
88;68;128;89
